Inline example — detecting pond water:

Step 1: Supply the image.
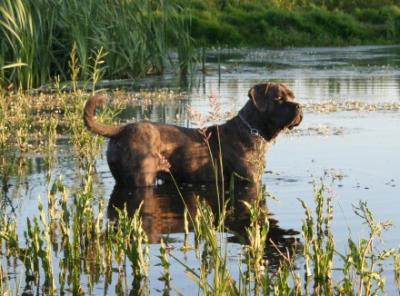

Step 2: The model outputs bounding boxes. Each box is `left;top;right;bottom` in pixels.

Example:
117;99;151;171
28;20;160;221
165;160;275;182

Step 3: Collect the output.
3;45;400;294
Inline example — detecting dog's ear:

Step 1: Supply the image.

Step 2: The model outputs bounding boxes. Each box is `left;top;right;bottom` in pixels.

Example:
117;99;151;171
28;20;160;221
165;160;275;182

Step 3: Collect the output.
248;82;275;112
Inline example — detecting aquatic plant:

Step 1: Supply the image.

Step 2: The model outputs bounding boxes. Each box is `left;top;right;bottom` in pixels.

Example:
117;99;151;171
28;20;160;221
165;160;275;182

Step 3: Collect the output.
243;195;269;289
0;0;55;89
337;201;395;296
189;199;238;295
158;238;172;294
0;0;195;89
298;181;396;296
395;253;400;292
114;203;150;293
299;182;335;294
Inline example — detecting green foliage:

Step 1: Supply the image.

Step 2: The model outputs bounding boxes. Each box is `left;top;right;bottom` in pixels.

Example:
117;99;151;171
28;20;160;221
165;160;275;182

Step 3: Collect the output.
0;0;56;89
189;1;400;47
114;203;149;286
337;201;395;295
0;0;194;89
1;0;400;88
190;12;242;46
299;182;335;295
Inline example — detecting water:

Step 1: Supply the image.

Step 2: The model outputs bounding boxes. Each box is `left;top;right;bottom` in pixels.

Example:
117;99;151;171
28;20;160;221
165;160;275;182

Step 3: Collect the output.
134;45;400;102
3;45;400;294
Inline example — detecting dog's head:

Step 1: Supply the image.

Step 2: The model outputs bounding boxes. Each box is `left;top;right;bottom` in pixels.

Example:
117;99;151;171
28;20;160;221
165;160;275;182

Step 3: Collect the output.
247;82;303;138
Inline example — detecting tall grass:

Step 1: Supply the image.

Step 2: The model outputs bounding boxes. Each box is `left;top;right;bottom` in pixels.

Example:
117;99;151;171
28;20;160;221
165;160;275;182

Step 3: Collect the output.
2;0;400;89
0;0;56;89
0;0;195;89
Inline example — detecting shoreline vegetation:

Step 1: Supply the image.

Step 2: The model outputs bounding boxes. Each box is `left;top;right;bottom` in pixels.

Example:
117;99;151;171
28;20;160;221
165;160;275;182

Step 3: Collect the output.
1;0;400;89
187;0;400;48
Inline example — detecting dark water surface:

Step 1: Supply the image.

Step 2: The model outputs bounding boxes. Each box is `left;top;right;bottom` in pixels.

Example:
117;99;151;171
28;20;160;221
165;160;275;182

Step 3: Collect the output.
3;45;400;294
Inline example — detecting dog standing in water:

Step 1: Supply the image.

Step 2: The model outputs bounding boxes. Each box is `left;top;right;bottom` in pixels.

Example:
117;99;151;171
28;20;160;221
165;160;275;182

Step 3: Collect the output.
84;82;303;187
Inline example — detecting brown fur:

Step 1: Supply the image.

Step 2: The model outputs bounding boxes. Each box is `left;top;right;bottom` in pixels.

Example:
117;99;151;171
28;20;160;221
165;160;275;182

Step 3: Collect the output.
84;82;303;187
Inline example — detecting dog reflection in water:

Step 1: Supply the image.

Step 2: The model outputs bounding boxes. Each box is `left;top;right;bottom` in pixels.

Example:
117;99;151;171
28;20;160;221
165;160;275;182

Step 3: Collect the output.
107;183;301;268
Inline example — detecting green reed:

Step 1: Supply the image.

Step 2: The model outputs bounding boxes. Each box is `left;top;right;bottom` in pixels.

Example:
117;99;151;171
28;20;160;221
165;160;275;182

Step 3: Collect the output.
65;47;112;172
0;264;3;294
0;95;10;151
191;199;238;295
242;195;269;291
299;181;335;294
158;238;172;294
338;201;395;296
65;92;105;172
395;253;400;292
0;91;32;152
38;200;56;293
0;0;195;90
114;203;149;280
0;0;55;89
297;181;397;296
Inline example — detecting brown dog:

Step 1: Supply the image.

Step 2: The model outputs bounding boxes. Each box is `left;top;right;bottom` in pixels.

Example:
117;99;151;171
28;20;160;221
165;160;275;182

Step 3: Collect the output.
84;82;302;187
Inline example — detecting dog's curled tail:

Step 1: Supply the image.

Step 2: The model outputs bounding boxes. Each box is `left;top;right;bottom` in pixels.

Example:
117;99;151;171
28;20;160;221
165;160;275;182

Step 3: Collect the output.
83;94;123;138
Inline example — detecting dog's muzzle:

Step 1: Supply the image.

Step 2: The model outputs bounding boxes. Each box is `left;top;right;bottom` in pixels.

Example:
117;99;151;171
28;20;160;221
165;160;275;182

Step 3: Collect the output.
288;105;303;130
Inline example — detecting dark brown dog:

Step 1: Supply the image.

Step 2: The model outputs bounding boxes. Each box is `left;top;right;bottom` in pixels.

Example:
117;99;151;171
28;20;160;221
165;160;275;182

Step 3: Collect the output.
84;82;302;187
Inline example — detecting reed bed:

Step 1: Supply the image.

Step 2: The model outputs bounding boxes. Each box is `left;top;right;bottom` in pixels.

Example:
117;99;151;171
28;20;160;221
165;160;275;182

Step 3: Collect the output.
0;0;195;89
2;0;400;91
0;87;399;294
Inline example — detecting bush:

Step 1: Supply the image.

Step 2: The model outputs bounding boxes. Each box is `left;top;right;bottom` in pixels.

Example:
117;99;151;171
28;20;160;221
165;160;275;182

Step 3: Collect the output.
190;13;242;46
307;9;352;38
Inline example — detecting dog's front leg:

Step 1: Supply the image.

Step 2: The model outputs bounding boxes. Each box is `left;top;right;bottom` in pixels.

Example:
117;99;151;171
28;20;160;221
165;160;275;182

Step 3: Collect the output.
132;156;159;187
